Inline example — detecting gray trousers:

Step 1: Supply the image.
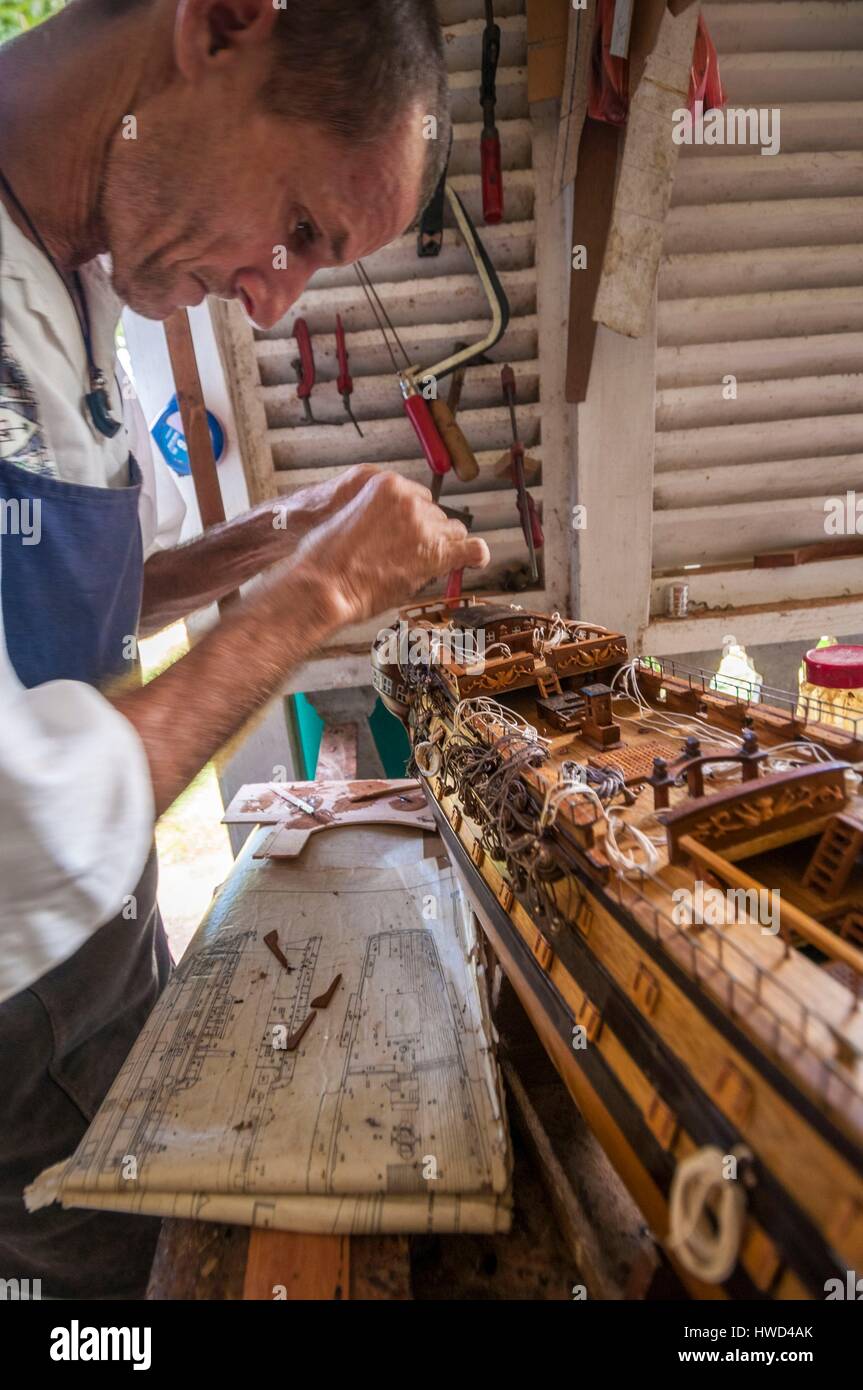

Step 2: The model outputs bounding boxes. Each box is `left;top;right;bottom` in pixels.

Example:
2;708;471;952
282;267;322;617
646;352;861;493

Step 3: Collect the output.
0;851;172;1299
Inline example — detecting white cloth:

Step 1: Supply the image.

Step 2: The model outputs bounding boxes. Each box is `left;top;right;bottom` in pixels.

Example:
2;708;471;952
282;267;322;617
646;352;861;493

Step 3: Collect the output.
0;198;185;1003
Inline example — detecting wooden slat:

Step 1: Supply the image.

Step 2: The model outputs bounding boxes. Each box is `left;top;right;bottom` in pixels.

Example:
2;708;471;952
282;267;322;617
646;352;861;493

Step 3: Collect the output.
257;316;539;386
673;151;863;206
272;446;544;496
655;413;863;470
679;101;863;157
260;359;541;430
653;496;851;568
717;50;863;104
271;402;542;471
702;1;863;53
650;555;863;612
659;245;863;301
656;373;863;431
656;332;863;388
643;598;863;655
658;287;863;347
664;197;863;255
242;1230;349;1301
654;454;863;509
257;264;537;338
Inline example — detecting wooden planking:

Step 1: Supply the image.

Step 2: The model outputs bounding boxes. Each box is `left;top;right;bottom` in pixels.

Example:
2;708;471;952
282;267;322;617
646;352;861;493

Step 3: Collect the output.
702;2;863;54
678;101;863;157
673;151;863;205
271;446;545;497
664;197;863;255
659;245;863;302
655;413;863;471
260;359;542;430
307;217;536;292
653;496;852;568
643;597;863;655
655;454;863;510
438;14;527;72
657;332;863;389
242;1230;349;1301
650;555;863;612
658;286;863;346
716;50;863;103
442;782;863;1280
656;374;863;431
270;402;542;471
650;0;863;635
257;316;539;387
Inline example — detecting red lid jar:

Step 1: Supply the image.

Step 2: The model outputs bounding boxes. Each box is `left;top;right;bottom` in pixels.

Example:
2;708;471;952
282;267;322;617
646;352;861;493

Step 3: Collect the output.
804;644;863;690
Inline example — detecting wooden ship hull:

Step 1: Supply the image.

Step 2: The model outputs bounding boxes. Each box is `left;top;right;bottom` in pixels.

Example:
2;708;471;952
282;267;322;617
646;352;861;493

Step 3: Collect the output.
371;598;863;1299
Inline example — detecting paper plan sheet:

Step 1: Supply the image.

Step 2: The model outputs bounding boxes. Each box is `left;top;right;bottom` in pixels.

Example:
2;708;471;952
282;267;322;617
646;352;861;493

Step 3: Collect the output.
27;843;512;1235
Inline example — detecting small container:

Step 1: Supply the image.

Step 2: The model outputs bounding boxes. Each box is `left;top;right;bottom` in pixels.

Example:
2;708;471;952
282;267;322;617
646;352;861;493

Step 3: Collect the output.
799;643;863;734
665;582;689;618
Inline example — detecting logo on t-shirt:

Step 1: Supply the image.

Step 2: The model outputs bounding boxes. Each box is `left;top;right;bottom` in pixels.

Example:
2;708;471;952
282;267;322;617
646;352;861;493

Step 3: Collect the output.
0;342;57;476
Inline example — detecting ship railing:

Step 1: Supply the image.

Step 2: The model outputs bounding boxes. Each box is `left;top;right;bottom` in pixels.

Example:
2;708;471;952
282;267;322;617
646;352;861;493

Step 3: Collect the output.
636;656;863;743
602;869;863;1115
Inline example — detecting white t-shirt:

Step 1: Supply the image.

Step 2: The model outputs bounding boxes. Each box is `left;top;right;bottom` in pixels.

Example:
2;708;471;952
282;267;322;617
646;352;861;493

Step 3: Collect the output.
0;199;185;1003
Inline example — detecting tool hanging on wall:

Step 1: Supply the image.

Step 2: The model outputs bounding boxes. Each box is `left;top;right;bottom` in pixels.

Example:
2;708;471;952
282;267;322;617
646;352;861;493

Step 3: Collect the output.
480;0;504;225
355;185;509;480
292;318;319;425
417;165;448;259
501;364;542;584
335;314;363;437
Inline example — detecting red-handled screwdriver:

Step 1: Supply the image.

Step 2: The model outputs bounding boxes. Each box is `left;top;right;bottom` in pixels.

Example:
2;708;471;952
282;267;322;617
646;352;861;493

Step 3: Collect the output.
354;262;451;478
292;318;318;425
400;378;451;476
480;1;503;226
335;314;363;437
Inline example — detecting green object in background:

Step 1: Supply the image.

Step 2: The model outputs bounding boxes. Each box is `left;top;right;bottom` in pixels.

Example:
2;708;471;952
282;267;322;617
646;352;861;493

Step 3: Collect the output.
290;693;324;781
368;696;411;779
0;1;64;42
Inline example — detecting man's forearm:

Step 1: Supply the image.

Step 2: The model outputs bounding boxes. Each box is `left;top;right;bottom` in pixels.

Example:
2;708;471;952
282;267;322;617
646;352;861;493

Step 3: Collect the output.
114;565;345;816
139;497;311;636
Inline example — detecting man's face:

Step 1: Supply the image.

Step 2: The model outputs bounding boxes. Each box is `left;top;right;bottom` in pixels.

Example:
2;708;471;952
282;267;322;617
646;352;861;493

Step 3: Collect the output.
101;51;425;326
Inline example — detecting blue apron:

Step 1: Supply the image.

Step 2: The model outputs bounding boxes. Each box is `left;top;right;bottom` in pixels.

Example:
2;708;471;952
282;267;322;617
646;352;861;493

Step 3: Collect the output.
0;451;172;1299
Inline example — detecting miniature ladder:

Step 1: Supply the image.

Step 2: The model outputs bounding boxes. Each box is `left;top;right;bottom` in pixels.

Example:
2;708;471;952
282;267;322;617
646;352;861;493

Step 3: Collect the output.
802;814;863;901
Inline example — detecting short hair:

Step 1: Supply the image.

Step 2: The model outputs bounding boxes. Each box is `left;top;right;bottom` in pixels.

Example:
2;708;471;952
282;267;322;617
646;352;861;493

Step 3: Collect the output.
85;0;451;219
265;1;451;219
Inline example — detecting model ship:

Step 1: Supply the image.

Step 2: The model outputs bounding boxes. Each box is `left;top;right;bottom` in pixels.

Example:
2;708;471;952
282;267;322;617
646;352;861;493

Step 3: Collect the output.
371;598;863;1299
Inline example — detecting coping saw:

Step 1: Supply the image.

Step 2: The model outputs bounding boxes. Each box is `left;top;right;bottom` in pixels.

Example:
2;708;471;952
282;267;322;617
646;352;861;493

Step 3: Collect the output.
355;185;510;481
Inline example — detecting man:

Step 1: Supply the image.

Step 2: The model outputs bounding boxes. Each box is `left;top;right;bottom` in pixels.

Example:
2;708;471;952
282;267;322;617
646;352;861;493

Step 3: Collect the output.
0;0;489;1298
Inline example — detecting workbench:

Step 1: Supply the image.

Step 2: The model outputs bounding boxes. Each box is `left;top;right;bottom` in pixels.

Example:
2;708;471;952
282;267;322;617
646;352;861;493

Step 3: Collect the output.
132;792;660;1301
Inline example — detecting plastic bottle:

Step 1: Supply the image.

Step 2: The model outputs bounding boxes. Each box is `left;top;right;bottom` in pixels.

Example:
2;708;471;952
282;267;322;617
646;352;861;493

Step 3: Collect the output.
798;643;863;735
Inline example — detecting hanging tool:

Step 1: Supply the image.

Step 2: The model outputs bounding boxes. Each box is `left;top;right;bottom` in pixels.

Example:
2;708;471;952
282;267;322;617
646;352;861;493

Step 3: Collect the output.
355;186;509;481
480;0;504;225
501;364;542;584
292;318;318;425
354;262;449;476
417;165;448;259
335;313;363;437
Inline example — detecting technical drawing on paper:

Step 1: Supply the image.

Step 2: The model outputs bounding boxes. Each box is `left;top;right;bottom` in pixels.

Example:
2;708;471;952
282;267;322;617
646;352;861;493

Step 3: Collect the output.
28;857;511;1233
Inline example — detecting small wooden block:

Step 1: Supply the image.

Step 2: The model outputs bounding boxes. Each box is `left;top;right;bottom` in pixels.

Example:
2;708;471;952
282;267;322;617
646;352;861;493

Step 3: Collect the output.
243;1231;350;1301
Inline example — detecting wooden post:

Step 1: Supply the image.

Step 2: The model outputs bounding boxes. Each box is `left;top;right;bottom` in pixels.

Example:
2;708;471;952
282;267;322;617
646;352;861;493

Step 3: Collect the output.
164;309;239;614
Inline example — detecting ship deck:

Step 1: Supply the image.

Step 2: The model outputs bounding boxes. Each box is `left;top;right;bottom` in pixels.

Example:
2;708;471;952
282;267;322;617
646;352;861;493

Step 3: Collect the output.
444;682;863;1133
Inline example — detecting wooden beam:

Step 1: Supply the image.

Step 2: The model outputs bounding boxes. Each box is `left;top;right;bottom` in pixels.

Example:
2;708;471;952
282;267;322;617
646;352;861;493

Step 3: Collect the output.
164;309;240;617
242;1230;350;1301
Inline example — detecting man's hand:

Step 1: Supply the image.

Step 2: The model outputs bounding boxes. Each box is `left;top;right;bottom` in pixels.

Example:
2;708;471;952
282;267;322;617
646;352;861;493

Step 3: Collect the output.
292;470;490;625
140;464;382;635
263;463;380;539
